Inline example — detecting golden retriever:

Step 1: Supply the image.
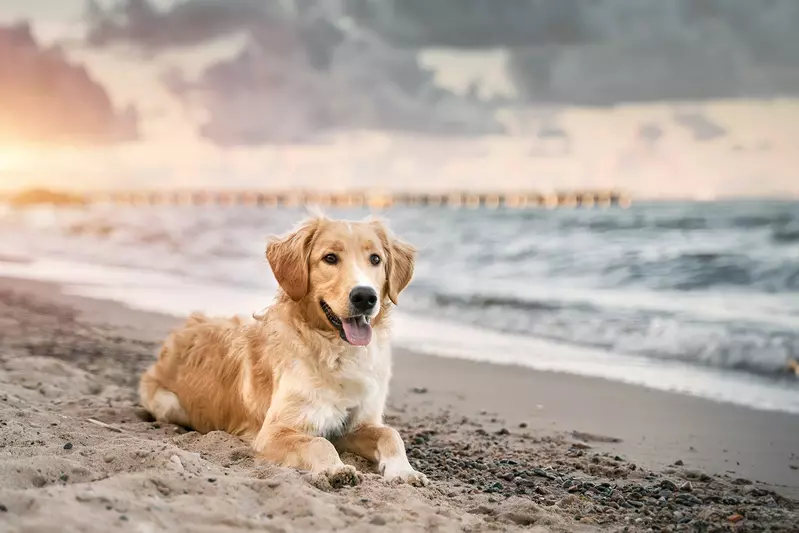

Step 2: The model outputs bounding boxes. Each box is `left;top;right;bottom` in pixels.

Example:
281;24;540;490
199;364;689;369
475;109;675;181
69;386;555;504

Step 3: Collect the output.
138;215;428;487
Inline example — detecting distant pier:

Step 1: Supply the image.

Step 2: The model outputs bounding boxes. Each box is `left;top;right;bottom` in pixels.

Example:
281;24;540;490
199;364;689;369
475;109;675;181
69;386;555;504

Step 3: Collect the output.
6;189;633;209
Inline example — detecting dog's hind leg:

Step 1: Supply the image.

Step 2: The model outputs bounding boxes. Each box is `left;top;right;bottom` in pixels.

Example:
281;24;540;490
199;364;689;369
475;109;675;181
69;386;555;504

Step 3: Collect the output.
139;369;190;427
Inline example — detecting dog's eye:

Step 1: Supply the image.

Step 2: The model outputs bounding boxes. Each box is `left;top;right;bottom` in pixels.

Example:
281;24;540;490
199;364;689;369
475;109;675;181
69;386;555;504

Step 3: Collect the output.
370;254;381;266
323;253;338;265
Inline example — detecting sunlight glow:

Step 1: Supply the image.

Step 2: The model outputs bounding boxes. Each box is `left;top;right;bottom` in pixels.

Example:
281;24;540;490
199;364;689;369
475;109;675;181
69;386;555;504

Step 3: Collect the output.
0;145;36;173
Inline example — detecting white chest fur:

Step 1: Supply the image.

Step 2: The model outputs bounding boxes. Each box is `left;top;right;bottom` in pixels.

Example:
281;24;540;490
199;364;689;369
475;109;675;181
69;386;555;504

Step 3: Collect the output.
271;337;392;438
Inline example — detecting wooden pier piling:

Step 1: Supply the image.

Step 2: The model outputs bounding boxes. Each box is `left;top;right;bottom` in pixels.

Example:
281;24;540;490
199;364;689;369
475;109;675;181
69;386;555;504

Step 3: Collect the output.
6;188;632;209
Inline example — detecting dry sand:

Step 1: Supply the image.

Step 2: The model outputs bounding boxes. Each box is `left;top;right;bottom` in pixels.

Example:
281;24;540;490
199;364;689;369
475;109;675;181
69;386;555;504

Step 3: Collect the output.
0;278;797;532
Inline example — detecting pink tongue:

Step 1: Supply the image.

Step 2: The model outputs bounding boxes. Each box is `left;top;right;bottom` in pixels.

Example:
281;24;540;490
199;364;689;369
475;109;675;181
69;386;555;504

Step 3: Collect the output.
341;317;372;346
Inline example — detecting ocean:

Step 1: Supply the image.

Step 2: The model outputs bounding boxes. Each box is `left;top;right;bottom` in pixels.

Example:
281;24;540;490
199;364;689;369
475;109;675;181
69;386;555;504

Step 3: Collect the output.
1;200;798;413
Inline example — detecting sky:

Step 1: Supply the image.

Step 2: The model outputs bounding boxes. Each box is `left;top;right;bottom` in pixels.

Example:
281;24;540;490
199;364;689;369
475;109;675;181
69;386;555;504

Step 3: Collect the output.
1;0;798;199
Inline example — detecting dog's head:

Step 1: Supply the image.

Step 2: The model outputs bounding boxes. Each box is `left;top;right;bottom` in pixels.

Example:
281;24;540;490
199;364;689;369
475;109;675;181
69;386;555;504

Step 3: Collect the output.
266;216;415;346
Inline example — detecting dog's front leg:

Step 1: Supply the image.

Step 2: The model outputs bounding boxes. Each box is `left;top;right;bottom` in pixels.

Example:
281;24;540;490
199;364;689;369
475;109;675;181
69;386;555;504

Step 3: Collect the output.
334;425;429;486
252;424;359;487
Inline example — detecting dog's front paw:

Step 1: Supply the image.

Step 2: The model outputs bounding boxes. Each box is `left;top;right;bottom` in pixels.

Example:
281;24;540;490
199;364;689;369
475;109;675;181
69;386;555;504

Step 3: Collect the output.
318;464;361;489
382;459;429;487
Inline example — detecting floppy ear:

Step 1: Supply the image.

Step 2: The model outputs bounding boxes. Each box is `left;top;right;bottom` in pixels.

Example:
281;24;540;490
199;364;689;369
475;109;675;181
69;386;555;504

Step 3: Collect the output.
266;219;319;302
369;219;416;305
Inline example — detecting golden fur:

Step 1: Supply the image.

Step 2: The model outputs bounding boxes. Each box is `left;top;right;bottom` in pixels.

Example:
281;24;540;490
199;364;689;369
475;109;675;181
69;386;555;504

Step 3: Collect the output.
139;216;427;487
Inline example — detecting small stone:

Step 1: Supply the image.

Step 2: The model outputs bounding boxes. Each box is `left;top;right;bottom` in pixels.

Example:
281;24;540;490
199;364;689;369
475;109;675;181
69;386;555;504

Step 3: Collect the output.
679;481;692;492
698;473;712;482
411;387;428;394
63;443;73;450
208;478;216;483
728;513;744;523
673;459;684;466
660;480;678;491
370;515;387;526
495;428;510;436
119;515;129;522
59;474;69;482
518;422;528;428
0;504;7;512
104;455;114;463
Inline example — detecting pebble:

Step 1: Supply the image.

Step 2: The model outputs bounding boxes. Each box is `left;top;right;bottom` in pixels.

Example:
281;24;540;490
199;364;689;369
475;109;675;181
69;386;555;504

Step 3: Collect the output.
411;387;428;394
169;455;184;473
0;504;7;512
63;442;73;450
679;481;692;492
103;455;115;463
518;422;528;428
728;513;744;523
661;480;678;491
673;460;684;466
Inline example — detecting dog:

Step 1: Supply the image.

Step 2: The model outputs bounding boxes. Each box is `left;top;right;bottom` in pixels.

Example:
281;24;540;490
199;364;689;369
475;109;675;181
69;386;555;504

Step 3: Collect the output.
139;215;428;487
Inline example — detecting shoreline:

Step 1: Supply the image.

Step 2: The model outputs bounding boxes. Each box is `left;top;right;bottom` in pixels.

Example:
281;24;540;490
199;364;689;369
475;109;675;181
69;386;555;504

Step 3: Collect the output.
1;277;798;532
2;255;797;416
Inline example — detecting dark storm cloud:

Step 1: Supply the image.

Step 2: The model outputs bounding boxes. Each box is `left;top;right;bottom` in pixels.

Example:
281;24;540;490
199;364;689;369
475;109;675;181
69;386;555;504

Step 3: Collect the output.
0;22;138;145
86;0;504;145
351;0;799;104
346;0;591;48
84;0;275;51
163;30;504;145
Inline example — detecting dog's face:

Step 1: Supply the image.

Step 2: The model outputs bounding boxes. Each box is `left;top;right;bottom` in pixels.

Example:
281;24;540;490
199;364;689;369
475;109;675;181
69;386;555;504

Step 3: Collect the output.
267;217;415;346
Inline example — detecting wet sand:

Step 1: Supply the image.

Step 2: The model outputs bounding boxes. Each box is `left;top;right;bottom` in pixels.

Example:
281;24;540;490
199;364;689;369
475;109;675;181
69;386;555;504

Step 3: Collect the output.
1;278;797;532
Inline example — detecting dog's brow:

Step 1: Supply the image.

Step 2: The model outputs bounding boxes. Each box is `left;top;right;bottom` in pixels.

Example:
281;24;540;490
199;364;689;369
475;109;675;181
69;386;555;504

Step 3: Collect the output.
324;241;345;253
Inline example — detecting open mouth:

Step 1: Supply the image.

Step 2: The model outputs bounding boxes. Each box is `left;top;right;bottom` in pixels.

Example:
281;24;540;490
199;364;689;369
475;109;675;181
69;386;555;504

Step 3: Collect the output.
320;300;372;346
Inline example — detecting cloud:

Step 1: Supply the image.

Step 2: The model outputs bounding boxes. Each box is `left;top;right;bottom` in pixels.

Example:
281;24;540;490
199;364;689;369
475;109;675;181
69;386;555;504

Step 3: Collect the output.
84;0;273;51
347;0;591;48
88;0;504;145
352;0;799;104
165;30;504;145
0;22;138;145
82;0;799;146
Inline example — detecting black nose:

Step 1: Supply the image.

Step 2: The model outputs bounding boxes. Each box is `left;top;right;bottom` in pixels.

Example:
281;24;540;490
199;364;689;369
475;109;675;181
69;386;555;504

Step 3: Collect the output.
349;286;378;312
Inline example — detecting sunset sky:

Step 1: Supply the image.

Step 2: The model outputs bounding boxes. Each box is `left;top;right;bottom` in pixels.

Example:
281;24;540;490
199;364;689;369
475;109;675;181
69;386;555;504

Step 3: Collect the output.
1;1;798;198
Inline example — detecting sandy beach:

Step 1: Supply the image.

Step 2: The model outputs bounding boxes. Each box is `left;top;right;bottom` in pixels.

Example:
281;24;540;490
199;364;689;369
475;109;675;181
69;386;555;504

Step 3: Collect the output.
1;277;798;532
